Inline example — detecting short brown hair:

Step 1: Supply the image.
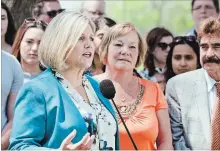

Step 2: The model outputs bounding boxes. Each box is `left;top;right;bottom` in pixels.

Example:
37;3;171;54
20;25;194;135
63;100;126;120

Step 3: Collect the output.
198;16;220;40
32;0;59;18
99;22;146;67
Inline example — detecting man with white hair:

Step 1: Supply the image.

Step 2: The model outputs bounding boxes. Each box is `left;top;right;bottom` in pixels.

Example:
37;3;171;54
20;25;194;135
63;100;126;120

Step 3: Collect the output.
81;0;105;21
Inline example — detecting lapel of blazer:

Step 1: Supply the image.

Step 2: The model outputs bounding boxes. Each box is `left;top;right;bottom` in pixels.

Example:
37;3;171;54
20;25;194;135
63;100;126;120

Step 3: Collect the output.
86;75;120;150
192;69;211;144
46;68;88;129
86;75;116;119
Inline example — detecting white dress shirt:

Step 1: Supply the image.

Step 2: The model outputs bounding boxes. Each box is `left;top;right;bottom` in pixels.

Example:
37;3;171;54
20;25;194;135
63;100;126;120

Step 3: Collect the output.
203;69;220;116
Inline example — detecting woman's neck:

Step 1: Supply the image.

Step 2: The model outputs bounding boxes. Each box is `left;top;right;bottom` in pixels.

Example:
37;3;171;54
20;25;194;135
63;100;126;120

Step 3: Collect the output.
154;59;166;69
91;53;103;75
1;36;6;45
59;67;84;89
93;53;103;69
22;61;41;75
104;66;134;88
1;37;12;53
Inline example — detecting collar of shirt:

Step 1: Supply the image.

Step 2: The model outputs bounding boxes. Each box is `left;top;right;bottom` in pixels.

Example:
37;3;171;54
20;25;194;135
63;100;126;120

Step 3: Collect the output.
186;28;195;36
155;67;166;73
203;68;217;92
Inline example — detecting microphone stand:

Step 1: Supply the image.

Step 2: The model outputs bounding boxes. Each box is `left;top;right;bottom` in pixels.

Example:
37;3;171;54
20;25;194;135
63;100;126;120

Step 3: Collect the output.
111;99;138;150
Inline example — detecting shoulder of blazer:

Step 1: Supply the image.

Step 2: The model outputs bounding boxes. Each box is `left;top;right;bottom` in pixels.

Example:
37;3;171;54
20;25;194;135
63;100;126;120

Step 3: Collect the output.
22;68;59;93
85;74;100;91
33;68;55;81
85;74;108;104
168;69;204;84
166;69;205;94
32;68;57;83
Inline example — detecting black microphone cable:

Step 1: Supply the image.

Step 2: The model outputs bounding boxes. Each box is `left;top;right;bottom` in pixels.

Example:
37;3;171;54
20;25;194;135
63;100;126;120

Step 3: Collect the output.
100;79;138;150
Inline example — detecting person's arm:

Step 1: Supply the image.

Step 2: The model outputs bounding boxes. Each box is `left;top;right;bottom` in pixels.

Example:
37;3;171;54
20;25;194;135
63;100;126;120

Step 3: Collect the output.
8;83;50;150
165;79;190;150
1;93;17;150
156;109;173;150
2;93;17;135
1;123;12;150
1;56;24;150
154;83;173;150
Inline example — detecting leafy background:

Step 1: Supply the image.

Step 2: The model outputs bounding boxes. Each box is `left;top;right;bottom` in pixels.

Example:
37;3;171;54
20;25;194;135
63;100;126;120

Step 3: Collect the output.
2;0;195;36
60;0;194;36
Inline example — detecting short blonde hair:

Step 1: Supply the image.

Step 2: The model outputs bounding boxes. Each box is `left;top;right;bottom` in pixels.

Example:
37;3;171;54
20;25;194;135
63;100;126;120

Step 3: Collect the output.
38;11;95;72
198;16;220;40
99;22;146;67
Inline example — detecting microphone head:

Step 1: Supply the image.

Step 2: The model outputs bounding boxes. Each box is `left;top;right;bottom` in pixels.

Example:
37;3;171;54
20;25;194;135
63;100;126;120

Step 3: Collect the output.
99;79;116;99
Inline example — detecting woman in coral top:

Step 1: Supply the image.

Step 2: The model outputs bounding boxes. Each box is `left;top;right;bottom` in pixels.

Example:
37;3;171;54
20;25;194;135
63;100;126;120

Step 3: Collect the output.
94;22;173;150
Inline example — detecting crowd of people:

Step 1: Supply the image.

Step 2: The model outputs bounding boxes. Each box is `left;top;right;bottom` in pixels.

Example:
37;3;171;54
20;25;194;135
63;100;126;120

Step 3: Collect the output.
1;0;220;150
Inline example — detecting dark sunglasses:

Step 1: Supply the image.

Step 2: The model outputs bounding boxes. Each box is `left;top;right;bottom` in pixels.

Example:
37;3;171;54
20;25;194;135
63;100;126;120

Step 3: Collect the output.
23;18;47;27
46;9;65;18
157;42;173;50
174;36;197;43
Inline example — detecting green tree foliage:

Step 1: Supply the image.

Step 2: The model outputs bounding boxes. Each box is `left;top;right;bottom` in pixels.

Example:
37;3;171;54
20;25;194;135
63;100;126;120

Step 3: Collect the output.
106;0;194;36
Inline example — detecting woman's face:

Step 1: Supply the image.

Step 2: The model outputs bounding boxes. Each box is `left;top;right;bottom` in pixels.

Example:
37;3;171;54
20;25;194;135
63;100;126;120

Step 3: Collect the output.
94;25;109;50
153;36;173;64
20;28;44;65
66;25;95;69
1;8;8;37
172;44;198;75
107;31;139;71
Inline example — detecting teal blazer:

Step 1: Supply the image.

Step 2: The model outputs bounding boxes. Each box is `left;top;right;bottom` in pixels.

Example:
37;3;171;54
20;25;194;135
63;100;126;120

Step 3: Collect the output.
9;68;119;150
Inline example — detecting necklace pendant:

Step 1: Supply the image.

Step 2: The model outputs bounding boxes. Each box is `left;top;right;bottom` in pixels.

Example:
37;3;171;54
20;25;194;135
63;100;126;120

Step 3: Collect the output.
121;106;126;112
121;98;126;102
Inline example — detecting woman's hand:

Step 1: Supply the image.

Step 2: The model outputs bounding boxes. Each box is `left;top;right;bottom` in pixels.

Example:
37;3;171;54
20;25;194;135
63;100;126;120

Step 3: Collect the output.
59;130;95;150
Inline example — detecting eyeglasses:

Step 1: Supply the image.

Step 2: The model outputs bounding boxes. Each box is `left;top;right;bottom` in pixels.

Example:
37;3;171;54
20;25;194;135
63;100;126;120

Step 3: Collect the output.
23;18;48;27
173;36;197;43
157;42;173;50
45;9;65;18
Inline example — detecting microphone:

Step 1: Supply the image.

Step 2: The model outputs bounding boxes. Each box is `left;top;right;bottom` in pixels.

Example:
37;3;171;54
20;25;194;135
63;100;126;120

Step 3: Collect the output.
99;79;138;150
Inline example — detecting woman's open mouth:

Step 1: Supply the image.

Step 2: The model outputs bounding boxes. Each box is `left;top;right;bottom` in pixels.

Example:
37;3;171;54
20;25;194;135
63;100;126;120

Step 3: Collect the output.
82;52;92;58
